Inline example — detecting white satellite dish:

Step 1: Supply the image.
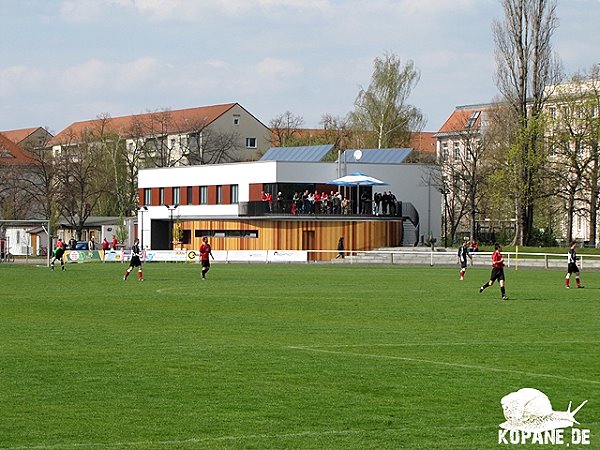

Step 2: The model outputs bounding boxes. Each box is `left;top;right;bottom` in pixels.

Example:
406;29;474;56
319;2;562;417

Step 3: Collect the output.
353;149;363;161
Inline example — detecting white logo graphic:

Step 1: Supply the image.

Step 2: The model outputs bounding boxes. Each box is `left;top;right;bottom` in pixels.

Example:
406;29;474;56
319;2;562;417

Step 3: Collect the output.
498;388;590;446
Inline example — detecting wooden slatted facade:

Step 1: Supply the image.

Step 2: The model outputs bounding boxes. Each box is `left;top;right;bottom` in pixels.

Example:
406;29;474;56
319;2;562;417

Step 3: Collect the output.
175;218;403;260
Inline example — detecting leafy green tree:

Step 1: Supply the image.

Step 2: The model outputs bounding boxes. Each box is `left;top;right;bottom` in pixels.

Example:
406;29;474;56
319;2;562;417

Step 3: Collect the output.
351;52;423;149
492;0;562;245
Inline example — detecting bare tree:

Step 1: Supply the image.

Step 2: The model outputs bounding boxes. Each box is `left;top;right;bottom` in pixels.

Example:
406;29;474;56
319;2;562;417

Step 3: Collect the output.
54;130;111;239
4;129;57;222
0;164;36;219
182;117;243;165
548;67;600;244
493;0;562;245
132;110;187;168
320;113;355;152
269;111;305;147
431;109;493;243
351;52;424;149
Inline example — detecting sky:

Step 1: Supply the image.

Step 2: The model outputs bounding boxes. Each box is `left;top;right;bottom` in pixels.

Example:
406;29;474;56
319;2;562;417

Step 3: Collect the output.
1;0;599;136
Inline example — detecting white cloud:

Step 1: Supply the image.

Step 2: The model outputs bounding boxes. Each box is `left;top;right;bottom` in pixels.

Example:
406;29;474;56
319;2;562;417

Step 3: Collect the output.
58;0;334;23
58;58;161;94
0;65;45;96
59;0;136;22
132;0;182;18
254;58;303;78
398;0;479;14
215;0;333;15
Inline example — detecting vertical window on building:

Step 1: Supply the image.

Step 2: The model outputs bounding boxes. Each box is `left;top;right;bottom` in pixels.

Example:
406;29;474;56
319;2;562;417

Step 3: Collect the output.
144;188;151;205
442;142;448;162
548;106;557;119
200;186;208;204
187;186;193;205
245;137;257;148
453;142;460;161
216;185;223;204
233;114;240;125
170;138;176;149
231;184;238;204
159;187;165;205
173;187;180;205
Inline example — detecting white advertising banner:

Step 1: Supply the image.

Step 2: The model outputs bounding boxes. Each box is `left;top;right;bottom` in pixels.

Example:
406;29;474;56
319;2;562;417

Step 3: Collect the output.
267;250;307;263
102;249;307;263
225;250;269;262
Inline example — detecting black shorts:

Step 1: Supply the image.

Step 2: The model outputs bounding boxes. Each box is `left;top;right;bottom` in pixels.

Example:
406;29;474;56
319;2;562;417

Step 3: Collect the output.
567;263;580;274
130;255;142;267
201;259;210;268
490;267;505;282
460;260;468;269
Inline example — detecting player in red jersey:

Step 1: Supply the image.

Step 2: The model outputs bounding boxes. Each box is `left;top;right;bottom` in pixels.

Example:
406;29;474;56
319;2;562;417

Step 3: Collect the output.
199;236;214;281
479;243;508;300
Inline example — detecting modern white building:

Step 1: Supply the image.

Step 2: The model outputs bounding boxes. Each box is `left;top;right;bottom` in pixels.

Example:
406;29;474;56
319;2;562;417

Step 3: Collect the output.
137;150;441;256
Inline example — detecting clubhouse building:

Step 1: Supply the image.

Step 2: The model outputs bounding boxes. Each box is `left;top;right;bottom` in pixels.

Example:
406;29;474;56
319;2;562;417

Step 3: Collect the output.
137;147;441;260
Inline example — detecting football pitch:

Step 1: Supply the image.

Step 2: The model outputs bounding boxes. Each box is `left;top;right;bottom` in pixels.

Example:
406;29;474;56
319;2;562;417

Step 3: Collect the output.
0;262;598;449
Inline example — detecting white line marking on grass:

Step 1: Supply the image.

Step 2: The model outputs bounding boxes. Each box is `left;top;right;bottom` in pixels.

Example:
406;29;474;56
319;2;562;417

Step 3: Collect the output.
288;346;600;385
291;341;598;348
0;430;362;450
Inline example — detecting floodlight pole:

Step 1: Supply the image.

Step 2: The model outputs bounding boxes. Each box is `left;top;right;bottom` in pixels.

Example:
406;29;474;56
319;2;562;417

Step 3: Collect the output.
138;206;148;248
165;205;178;249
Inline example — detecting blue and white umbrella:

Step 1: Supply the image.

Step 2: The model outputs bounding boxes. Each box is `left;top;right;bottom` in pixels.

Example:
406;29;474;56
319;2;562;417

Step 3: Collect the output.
329;172;388;186
329;172;388;214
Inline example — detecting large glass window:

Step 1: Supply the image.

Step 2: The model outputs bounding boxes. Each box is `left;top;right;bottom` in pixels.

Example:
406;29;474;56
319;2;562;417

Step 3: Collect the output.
187;186;193;205
173;187;180;205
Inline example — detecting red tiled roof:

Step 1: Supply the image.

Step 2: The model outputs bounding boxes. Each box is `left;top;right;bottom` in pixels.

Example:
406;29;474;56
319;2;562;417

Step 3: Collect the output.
0;133;38;166
437;104;497;135
49;103;239;146
0;127;42;144
409;132;437;153
272;129;437;153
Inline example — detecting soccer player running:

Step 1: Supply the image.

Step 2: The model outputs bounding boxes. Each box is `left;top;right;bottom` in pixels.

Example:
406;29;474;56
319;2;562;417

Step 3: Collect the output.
457;239;472;280
50;239;66;271
123;238;144;281
565;241;584;289
199;236;214;281
479;243;508;300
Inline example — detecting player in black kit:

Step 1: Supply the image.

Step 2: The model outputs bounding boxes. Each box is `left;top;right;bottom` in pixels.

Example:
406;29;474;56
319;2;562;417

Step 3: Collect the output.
565;241;583;289
457;239;472;280
123;238;144;281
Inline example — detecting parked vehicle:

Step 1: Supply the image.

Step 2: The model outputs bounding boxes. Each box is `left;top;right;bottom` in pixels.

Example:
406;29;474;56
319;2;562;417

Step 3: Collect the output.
72;241;90;250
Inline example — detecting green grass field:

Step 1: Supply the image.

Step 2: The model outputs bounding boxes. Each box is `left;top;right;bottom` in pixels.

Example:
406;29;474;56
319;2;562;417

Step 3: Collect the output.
0;262;598;449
